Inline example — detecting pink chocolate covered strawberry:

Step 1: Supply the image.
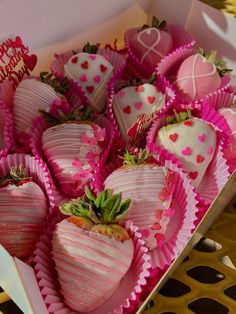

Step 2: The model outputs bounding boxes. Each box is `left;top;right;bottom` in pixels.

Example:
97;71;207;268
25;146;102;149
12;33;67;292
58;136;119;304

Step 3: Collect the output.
41;107;107;196
113;76;165;143
127;17;173;75
0;165;47;257
13;73;69;147
52;187;133;313
104;149;175;250
219;106;236;164
64;43;113;112
156;111;217;186
174;49;232;101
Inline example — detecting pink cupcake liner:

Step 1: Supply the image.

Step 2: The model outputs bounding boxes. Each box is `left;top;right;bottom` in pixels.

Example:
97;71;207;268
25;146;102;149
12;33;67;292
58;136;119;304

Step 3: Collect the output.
106;75;176;149
157;47;232;103
0;153;55;211
30;114;115;197
33;216;151;314
92;148;198;272
51;48;126;111
0;101;13;157
125;24;195;78
202;90;235;110
147;102;230;205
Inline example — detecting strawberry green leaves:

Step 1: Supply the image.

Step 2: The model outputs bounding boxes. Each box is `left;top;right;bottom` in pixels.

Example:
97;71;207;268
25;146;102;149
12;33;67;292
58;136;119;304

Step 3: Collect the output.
59;187;131;225
0;165;31;187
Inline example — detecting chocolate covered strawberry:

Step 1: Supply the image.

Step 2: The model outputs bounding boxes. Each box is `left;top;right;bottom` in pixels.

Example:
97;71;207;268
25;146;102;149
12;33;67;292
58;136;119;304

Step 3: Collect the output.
64;43;113;112
156;111;217;186
113;75;165;143
52;187;133;312
104;149;175;250
41;108;106;196
0;165;47;257
126;16;173;75
219;106;236;164
13;73;69;147
174;49;232;101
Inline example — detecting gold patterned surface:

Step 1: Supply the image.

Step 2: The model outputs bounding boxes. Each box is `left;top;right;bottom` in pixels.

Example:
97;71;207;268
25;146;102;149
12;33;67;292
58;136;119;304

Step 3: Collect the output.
142;202;236;314
200;0;236;17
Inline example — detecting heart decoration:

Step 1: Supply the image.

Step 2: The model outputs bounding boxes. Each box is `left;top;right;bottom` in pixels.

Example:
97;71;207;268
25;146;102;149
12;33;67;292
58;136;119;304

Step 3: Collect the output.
113;83;165;143
23;54;37;71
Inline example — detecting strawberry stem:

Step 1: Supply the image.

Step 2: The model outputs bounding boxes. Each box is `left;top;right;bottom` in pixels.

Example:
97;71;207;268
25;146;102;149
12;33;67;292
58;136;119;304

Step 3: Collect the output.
120;149;154;166
198;48;232;77
0;165;31;187
141;16;167;31
40;72;70;94
82;42;98;54
39;107;93;125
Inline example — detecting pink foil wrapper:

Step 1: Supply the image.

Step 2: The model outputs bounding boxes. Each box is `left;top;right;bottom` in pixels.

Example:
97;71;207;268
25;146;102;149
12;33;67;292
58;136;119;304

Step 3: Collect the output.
0;101;13;157
157;47;232;103
147;102;230;205
30;115;115;197
106;76;176;148
51;48;126;111
0;153;55;211
92;150;198;271
125;24;195;78
33;216;151;314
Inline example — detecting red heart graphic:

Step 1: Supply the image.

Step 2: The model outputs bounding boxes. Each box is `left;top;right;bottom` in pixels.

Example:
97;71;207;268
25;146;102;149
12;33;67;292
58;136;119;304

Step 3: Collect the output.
151;223;161;230
189;171;198;180
100;64;107;72
147;96;155;104
196;154;205;163
86;86;94;93
184;120;193;127
23;54;37;71
135;85;144;92
169;133;178;142
123;105;131;114
71;56;78;64
81;61;88;69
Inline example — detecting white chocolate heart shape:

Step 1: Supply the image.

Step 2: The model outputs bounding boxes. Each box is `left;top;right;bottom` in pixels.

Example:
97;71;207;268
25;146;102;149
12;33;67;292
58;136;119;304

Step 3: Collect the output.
174;54;221;101
157;117;217;187
64;52;113;111
219;108;236;161
113;83;165;143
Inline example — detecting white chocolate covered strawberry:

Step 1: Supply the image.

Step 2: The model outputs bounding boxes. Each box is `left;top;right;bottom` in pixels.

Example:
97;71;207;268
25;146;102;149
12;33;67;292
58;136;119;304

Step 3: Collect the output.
41;108;106;196
113;77;165;143
13;73;69;147
219;107;236;163
104;150;175;250
174;49;232;101
127;17;173;75
0;165;47;257
52;188;133;313
64;43;113;112
156;112;217;186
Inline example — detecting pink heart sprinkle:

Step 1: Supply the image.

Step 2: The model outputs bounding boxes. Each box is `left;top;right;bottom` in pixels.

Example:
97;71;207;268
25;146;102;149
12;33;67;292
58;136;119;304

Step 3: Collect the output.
155;210;163;220
89;55;96;60
135;102;143;110
208;146;213;155
166;207;175;217
182;146;192;156
79;74;87;82
140;229;150;238
81;134;90;143
89;138;97;145
198;134;206;142
93;75;101;84
117;90;126;98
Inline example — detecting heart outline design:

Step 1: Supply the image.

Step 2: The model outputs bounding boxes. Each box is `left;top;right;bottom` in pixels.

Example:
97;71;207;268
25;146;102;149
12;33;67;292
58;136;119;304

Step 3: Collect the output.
137;28;164;64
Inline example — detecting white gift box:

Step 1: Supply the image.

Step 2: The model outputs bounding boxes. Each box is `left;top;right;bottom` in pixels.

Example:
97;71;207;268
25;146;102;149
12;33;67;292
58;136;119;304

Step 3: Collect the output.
0;0;235;313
